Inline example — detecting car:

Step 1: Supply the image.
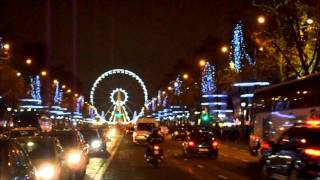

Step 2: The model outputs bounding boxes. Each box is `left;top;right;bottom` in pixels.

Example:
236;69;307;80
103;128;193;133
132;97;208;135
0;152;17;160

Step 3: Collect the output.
133;117;158;144
262;120;320;179
3;127;39;138
80;128;107;155
15;136;65;180
159;126;169;136
172;127;188;141
182;130;219;159
0;136;36;180
41;129;89;179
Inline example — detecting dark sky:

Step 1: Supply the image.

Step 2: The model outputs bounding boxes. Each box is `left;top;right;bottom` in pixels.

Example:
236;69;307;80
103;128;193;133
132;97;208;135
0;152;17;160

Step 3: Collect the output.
0;0;255;99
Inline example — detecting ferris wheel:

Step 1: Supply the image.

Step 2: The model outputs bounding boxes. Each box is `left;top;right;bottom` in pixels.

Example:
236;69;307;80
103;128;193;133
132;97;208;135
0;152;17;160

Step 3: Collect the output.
90;69;148;123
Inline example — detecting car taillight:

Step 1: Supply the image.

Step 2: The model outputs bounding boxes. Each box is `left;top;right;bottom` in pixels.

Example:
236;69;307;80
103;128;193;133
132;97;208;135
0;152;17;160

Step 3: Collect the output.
212;141;218;147
154;145;160;150
261;141;269;149
305;148;320;157
188;141;195;147
306;120;320;127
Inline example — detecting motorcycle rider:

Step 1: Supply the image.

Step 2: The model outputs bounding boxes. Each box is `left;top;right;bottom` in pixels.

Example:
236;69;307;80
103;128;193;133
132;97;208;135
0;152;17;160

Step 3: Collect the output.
145;128;164;158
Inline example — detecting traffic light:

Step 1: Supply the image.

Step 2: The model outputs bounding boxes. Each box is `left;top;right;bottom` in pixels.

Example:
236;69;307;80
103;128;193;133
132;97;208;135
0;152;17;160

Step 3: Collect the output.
201;113;210;121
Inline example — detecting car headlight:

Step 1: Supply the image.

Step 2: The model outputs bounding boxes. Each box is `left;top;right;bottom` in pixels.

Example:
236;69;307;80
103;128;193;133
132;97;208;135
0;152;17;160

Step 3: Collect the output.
67;151;82;165
36;164;55;179
91;140;102;149
174;131;179;135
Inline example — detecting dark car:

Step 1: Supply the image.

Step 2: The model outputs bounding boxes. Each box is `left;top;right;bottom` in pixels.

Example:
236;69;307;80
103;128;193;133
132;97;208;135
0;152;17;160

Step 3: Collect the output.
41;129;89;179
80;128;107;155
15;136;65;180
3;127;39;138
262;123;320;179
183;131;219;159
0;136;36;180
172;127;188;141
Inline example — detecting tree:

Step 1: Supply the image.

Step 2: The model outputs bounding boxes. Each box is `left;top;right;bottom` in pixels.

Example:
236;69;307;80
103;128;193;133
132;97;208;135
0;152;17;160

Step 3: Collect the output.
201;62;216;96
0;63;26;107
253;0;320;79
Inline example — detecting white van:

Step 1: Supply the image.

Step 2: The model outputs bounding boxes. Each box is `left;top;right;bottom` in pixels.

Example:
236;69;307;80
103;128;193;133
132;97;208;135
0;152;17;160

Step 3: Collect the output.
133;117;158;144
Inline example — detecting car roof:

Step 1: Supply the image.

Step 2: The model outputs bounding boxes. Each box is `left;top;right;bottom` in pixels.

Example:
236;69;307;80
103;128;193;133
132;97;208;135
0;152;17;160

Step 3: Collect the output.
11;127;37;131
14;136;57;142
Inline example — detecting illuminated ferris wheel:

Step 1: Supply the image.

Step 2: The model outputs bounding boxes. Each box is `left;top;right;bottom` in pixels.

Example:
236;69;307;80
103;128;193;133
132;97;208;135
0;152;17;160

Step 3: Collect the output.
90;69;148;123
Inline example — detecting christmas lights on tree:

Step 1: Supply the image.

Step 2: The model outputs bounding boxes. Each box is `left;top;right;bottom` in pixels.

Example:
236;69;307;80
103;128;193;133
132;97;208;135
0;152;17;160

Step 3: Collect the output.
53;81;62;105
229;21;253;72
152;98;156;111
30;76;42;101
174;76;182;96
201;62;216;95
162;95;168;107
157;90;161;106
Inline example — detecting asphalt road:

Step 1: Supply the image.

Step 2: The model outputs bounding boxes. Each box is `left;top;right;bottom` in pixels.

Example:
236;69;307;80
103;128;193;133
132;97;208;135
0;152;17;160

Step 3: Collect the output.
85;133;263;180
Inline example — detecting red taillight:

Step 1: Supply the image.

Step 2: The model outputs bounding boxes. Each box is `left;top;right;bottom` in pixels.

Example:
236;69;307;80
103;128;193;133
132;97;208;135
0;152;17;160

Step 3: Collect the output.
212;141;218;147
154;145;160;150
305;148;320;157
306;120;320;127
261;141;269;149
188;141;195;147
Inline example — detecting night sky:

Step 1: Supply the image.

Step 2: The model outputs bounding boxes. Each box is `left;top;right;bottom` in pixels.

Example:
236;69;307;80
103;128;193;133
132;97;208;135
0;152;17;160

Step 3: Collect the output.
0;0;256;100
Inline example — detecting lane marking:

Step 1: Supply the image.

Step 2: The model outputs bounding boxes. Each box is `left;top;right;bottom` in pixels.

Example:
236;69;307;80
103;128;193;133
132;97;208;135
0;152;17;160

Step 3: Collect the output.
93;135;123;180
197;164;204;169
218;175;229;179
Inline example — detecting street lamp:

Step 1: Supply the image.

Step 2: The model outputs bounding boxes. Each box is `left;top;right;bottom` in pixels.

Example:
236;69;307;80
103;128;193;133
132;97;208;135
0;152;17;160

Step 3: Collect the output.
182;73;189;80
199;59;206;67
162;91;166;95
74;93;79;97
41;70;47;77
62;85;66;89
221;46;228;53
26;58;32;65
16;72;21;77
257;15;266;24
307;18;314;25
67;89;72;93
229;62;235;70
167;86;173;91
53;79;58;84
3;43;10;50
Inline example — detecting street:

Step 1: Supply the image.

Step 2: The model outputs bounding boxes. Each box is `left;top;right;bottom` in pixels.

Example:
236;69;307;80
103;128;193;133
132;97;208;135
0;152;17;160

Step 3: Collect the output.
85;133;262;180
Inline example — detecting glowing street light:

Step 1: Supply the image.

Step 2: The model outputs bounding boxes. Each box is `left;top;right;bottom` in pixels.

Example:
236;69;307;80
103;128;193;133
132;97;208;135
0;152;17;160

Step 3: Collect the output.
67;89;72;93
307;18;314;25
182;73;189;80
62;85;66;89
229;62;235;70
257;15;266;24
41;70;47;77
162;91;166;95
3;43;10;50
53;79;58;84
167;86;173;91
16;72;21;77
221;46;228;53
26;58;32;65
74;93;79;97
199;59;206;67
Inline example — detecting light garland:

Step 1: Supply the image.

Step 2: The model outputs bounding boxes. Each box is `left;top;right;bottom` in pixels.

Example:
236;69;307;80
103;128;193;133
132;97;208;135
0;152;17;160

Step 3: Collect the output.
229;21;254;72
201;62;216;95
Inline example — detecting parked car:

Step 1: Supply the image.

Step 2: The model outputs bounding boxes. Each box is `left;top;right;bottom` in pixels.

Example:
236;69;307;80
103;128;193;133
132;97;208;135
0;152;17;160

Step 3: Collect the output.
0;136;36;180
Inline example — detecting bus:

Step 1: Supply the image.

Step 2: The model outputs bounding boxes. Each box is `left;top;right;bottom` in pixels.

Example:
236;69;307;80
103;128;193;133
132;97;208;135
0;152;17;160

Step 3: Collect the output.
249;73;320;157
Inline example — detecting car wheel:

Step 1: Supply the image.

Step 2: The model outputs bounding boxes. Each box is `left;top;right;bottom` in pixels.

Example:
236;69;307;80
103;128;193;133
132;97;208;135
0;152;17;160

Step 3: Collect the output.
210;152;218;159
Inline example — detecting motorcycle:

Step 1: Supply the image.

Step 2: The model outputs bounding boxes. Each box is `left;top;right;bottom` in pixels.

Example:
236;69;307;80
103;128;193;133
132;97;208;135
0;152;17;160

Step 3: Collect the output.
145;144;163;168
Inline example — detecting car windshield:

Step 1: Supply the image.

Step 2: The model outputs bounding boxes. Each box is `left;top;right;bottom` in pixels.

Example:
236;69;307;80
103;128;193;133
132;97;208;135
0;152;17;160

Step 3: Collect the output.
137;123;155;131
18;140;55;161
11;130;35;138
81;130;100;141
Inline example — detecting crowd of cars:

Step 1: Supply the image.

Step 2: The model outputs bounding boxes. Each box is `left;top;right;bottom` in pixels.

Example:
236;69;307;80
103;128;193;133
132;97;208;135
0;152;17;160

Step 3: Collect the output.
0;125;110;180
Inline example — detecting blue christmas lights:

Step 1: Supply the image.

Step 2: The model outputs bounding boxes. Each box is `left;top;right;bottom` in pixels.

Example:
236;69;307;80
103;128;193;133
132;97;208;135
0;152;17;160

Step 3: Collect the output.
174;76;182;96
30;76;41;101
201;62;216;95
229;21;254;72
